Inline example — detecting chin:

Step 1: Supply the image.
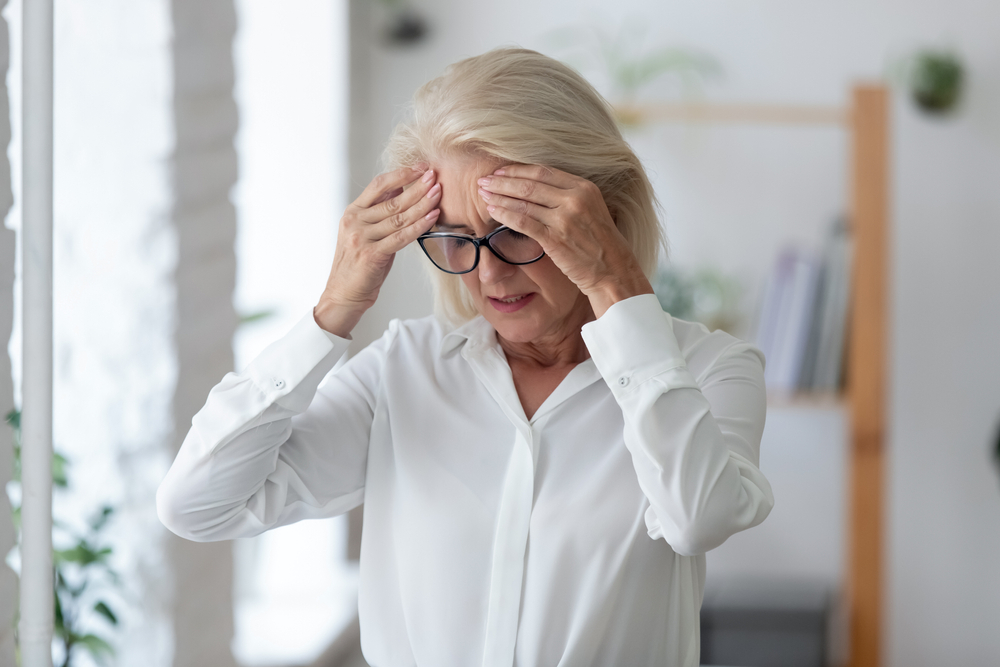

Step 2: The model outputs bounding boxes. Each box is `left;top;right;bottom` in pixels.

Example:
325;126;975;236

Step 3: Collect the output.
492;322;542;344
476;305;541;342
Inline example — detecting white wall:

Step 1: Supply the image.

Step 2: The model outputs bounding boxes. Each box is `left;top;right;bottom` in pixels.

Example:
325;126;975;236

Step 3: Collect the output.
351;1;1000;664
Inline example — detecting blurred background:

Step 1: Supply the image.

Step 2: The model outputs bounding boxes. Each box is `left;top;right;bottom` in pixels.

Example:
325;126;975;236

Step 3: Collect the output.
1;0;999;666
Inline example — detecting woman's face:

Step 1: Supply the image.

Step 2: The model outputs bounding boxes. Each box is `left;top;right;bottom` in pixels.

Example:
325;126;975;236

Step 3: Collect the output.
432;154;593;345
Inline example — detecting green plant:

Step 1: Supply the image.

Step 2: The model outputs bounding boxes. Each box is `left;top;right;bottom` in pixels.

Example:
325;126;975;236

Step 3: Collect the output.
905;50;964;115
6;409;121;667
238;308;277;326
653;266;743;334
546;23;721;103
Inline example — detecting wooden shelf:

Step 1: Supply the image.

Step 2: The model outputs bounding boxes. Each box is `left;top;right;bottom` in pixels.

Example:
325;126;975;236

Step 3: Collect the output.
624;86;890;667
614;101;848;127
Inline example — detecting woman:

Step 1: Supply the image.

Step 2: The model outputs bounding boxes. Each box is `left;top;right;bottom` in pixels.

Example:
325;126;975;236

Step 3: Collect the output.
157;47;773;666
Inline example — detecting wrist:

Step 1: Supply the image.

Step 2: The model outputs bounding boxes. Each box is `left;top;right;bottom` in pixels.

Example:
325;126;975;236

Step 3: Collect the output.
313;296;368;338
587;274;654;319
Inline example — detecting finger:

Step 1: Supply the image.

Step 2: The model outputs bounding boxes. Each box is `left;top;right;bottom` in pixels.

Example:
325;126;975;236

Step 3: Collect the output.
371;187;403;206
353;166;426;209
485;204;549;244
375;206;441;255
477;173;563;208
492;164;579;189
478;188;553;225
360;170;438;223
368;182;442;241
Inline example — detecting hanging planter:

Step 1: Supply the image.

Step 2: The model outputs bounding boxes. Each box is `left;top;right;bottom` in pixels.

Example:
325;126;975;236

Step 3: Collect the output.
907;50;964;115
378;0;429;46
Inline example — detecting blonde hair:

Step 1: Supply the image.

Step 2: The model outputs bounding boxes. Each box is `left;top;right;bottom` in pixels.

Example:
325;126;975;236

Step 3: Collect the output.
383;47;667;324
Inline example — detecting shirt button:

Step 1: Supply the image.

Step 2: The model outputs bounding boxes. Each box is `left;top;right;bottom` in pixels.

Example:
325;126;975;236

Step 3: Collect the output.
274;379;285;389
618;376;629;387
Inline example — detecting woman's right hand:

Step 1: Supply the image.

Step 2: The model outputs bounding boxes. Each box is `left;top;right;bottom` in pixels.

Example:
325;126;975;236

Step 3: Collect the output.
314;166;442;337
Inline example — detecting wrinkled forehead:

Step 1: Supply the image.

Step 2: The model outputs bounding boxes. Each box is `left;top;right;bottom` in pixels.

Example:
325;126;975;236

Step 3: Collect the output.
431;154;502;235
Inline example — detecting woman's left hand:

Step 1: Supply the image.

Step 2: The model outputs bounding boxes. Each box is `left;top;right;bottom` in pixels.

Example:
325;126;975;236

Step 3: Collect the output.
477;164;654;317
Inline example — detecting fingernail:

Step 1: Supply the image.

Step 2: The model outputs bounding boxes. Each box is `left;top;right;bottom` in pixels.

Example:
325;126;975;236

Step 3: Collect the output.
477;177;492;187
478;188;491;201
422;169;435;183
493;168;506;176
426;183;441;199
425;209;440;221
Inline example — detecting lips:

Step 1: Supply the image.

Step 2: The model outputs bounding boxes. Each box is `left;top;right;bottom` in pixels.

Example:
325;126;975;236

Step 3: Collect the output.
487;292;535;313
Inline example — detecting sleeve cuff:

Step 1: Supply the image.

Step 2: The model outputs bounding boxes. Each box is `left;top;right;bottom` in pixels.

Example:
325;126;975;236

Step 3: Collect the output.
581;293;698;395
245;312;353;412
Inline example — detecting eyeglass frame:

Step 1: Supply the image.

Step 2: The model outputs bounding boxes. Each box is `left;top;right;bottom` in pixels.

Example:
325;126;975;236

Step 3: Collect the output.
416;225;546;275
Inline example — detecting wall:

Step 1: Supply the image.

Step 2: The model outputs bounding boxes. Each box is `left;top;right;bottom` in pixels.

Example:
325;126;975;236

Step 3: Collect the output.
0;0;15;660
168;0;241;665
351;1;1000;664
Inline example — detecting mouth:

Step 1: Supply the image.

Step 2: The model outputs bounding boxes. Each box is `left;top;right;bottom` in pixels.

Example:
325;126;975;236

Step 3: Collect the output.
487;292;535;313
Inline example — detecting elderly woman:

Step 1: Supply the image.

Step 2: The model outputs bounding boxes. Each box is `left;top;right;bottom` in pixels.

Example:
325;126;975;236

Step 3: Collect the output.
157;48;773;666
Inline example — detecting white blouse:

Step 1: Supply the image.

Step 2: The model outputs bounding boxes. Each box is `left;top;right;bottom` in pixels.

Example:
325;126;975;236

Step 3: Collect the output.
157;293;773;667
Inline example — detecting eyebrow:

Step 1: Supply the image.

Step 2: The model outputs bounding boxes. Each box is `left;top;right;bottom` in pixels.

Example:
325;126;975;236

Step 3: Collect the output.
435;219;500;234
436;222;471;231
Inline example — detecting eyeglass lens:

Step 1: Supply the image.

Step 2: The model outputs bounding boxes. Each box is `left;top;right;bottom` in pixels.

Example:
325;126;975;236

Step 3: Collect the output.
420;228;543;274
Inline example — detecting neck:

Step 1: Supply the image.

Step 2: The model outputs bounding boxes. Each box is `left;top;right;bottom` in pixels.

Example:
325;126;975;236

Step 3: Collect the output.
497;301;595;369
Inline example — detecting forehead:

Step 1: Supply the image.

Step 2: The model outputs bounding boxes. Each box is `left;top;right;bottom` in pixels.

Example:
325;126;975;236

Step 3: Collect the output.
432;153;499;233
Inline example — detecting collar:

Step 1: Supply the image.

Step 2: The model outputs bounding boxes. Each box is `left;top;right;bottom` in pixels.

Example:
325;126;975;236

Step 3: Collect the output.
439;315;497;357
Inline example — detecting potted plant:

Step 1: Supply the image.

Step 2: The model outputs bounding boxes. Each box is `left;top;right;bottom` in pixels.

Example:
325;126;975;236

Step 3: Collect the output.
7;410;122;667
906;49;965;115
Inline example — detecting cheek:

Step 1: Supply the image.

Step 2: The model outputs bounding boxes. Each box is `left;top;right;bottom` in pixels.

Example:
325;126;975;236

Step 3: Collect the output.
459;272;483;300
527;261;579;300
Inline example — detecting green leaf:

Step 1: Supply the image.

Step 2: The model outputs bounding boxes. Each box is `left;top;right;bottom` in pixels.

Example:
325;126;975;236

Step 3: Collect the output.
56;543;111;566
54;590;66;633
7;408;72;487
93;601;118;625
90;506;114;531
238;308;277;325
76;633;115;661
52;452;70;488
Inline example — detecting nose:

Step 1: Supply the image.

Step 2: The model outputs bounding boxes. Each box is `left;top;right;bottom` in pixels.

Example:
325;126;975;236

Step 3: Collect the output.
476;245;516;285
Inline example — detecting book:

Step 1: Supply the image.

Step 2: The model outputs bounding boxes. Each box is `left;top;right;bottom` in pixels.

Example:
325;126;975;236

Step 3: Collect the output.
757;248;820;395
756;219;854;397
809;219;853;392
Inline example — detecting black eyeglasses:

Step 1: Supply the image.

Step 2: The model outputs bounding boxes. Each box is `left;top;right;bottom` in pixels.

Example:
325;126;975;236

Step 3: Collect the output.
417;226;545;274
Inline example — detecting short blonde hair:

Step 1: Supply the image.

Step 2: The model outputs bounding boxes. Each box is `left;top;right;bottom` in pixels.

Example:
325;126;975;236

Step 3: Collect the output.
383;47;667;325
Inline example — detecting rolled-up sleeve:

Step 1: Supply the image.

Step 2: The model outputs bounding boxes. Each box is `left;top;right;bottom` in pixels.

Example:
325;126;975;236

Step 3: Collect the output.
581;294;773;556
157;312;387;542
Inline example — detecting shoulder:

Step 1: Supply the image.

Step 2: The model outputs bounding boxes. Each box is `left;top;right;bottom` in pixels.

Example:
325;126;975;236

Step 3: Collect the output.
379;313;454;358
669;316;765;383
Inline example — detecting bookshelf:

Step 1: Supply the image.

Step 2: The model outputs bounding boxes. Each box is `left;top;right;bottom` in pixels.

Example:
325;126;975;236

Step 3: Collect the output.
619;86;890;667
